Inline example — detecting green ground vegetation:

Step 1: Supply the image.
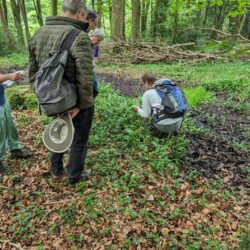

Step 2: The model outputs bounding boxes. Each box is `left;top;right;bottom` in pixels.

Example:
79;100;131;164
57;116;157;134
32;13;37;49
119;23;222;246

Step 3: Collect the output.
0;55;249;249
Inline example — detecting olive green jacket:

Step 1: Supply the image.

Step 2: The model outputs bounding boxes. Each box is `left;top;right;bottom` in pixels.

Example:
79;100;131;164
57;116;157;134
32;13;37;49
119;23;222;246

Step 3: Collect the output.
29;16;94;110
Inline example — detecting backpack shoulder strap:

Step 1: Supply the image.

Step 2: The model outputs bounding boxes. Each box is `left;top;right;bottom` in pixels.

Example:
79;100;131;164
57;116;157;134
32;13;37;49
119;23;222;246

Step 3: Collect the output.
60;29;81;51
154;85;169;95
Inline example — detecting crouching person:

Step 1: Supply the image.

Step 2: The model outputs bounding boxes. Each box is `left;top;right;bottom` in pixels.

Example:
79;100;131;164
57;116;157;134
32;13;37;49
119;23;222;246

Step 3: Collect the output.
133;73;187;137
0;72;33;174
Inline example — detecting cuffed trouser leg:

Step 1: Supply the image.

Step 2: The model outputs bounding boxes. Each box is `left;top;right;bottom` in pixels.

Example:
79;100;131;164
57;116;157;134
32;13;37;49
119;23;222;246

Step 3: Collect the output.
0;102;21;160
0;105;7;161
5;102;21;151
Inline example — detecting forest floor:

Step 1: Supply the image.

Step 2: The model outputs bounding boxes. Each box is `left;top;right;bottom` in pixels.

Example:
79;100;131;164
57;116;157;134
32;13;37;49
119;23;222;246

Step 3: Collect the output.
0;57;249;249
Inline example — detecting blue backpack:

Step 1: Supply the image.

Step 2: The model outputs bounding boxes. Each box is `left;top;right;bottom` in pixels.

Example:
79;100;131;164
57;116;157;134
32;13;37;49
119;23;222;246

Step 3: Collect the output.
153;79;187;123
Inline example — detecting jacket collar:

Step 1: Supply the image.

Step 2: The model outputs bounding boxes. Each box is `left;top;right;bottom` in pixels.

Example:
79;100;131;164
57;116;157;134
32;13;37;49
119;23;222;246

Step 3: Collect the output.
45;16;89;32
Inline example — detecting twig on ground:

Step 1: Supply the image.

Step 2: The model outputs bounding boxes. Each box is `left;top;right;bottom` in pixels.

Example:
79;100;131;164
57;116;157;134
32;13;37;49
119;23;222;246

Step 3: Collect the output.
0;240;24;250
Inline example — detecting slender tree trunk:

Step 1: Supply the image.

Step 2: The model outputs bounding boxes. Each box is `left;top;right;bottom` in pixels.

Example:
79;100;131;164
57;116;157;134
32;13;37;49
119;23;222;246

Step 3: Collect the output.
97;0;103;27
33;0;43;26
0;0;13;49
229;15;245;35
152;0;168;39
10;0;25;46
2;0;7;25
141;0;150;37
109;0;112;31
51;0;57;16
18;0;30;42
111;0;125;40
203;0;210;27
91;0;95;10
237;14;246;35
131;0;141;42
241;11;250;38
210;5;218;39
172;10;178;43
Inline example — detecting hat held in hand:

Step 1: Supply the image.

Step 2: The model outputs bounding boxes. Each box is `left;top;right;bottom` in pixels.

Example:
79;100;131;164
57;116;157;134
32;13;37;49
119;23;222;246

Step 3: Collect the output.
43;114;74;153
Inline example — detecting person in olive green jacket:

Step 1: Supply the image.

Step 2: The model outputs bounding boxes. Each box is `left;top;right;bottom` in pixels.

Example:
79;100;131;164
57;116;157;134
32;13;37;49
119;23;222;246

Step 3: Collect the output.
29;0;94;185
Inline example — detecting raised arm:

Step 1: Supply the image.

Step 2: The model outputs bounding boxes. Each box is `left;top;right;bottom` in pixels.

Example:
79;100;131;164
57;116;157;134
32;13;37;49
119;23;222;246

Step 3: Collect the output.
0;72;22;84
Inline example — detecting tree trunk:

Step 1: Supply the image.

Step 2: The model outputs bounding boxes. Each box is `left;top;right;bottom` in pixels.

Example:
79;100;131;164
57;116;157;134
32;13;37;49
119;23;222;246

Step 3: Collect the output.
91;0;95;10
18;0;30;42
237;13;246;35
33;0;43;26
97;0;103;27
229;15;245;35
111;0;125;40
141;0;150;37
51;0;57;16
0;0;13;49
108;0;112;31
241;12;250;39
203;0;210;27
131;0;140;42
152;0;168;39
172;10;178;43
2;0;7;25
10;0;25;47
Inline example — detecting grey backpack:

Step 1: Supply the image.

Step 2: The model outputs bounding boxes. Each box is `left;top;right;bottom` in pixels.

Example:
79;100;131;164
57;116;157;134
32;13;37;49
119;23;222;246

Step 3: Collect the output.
34;29;81;116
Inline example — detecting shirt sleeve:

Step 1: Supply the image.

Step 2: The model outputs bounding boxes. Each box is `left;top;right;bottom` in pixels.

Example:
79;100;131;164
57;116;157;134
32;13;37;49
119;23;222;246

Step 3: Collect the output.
137;92;152;118
28;40;38;88
72;32;94;109
95;45;99;58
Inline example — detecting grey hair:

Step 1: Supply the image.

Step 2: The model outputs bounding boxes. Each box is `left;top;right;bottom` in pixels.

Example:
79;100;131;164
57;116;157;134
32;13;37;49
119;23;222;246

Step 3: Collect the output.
62;0;87;15
89;28;104;41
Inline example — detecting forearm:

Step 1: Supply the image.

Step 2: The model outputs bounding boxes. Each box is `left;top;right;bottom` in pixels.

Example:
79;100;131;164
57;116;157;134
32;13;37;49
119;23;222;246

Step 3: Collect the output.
138;108;150;118
137;95;151;118
0;74;11;83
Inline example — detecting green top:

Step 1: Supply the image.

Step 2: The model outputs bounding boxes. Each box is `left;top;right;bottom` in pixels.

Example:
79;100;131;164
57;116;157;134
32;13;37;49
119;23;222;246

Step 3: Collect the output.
29;16;94;110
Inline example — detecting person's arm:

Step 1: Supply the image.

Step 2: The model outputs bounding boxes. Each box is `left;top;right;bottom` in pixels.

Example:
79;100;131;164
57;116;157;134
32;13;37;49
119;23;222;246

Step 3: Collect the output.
71;32;94;110
133;92;152;118
0;72;22;84
92;45;99;65
28;39;38;87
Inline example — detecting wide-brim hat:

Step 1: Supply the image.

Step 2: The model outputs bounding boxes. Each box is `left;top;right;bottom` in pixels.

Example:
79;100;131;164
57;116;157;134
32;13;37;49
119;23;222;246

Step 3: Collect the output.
43;114;75;153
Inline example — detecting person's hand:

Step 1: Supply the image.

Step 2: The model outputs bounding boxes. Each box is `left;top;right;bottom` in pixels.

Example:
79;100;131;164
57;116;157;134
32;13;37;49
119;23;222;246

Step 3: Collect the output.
8;72;22;82
67;108;80;119
133;105;139;111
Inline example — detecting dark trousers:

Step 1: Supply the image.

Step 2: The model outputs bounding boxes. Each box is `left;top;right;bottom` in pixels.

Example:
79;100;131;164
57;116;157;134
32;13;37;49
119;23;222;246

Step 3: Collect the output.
51;107;94;183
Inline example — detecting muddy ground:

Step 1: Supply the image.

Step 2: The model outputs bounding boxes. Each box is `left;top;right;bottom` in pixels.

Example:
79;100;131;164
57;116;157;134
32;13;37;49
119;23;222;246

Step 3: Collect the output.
97;72;250;191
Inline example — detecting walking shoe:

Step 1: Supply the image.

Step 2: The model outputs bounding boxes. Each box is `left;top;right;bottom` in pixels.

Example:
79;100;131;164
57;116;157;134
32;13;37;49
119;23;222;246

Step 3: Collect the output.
68;169;92;185
51;170;65;179
0;161;5;175
11;149;33;159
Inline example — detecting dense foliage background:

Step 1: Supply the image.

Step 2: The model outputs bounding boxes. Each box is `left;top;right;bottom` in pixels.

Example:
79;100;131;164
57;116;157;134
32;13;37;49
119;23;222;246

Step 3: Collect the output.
0;0;249;55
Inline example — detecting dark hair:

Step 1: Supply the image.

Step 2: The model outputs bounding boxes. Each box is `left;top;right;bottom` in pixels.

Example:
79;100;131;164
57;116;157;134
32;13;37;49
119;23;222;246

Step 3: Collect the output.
142;73;156;85
87;10;98;21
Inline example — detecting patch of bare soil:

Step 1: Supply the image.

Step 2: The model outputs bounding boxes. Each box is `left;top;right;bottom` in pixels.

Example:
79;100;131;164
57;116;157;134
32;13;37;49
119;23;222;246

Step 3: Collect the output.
190;105;250;143
186;105;249;190
98;72;143;96
185;133;249;190
97;72;186;97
